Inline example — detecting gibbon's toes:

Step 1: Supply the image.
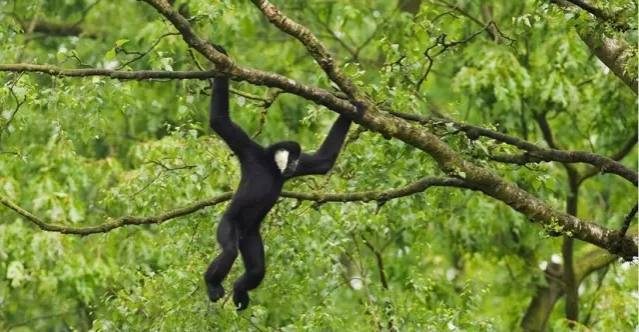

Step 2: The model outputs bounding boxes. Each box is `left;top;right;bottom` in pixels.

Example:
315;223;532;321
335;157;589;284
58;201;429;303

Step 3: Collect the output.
210;43;228;56
233;290;250;311
206;284;225;303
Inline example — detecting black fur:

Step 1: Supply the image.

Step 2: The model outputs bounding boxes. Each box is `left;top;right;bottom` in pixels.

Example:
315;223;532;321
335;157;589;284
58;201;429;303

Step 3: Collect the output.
204;44;352;311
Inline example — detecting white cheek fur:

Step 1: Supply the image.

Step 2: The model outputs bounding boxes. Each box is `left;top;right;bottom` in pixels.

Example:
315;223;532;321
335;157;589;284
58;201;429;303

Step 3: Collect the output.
274;149;289;173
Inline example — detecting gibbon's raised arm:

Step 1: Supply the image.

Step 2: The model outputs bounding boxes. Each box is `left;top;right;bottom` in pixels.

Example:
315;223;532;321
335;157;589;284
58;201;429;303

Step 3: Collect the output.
209;76;262;159
292;115;352;177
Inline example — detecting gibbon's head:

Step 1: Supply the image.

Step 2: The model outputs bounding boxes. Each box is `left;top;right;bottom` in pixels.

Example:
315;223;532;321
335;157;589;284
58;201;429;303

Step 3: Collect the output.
267;141;301;177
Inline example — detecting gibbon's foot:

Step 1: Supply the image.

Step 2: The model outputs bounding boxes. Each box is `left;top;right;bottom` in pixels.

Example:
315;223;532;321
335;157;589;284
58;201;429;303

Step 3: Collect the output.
211;43;228;56
233;290;250;311
206;283;225;302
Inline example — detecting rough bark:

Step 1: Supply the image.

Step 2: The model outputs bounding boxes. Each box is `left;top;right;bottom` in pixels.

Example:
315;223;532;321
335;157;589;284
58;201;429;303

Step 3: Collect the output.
521;263;565;332
563;171;580;326
141;0;639;258
0;177;471;235
391;111;638;187
17;19;102;38
551;0;638;94
563;0;631;31
579;32;638;94
0;0;636;259
521;248;617;332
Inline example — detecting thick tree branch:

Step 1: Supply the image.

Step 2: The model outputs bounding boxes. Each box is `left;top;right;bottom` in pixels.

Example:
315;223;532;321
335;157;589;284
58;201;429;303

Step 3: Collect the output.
16;19;103;38
531;107;582;325
574;248;617;283
3;66;636;259
521;246;617;332
0;63;359;120
242;0;639;256
138;0;362;121
4;0;635;258
0;64;216;80
0;177;472;235
580;32;638;94
391;110;638;186
562;172;580;324
551;0;637;94
0;192;233;235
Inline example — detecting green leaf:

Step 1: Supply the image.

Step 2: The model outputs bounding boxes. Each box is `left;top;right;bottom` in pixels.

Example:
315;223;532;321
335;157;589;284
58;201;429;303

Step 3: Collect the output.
105;49;116;61
115;39;129;47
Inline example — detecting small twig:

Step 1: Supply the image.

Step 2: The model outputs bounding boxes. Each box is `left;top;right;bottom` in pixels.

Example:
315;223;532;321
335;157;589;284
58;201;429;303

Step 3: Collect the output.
241;316;266;332
619;203;638;237
251;107;270;139
309;8;357;58
435;0;496;40
0;74;27;143
117;32;181;69
349;5;401;62
59;51;95;68
431;8;461;27
129;171;165;200
0;63;217;80
147;159;196;171
188;48;205;71
381;227;406;252
416;21;515;89
583;266;610;326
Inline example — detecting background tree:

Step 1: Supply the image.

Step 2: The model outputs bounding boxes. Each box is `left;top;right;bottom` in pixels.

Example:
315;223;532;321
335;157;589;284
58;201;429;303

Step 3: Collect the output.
0;0;636;331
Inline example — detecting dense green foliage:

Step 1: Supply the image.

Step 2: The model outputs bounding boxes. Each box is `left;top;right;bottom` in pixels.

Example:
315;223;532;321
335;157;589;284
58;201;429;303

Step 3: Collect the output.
0;0;637;331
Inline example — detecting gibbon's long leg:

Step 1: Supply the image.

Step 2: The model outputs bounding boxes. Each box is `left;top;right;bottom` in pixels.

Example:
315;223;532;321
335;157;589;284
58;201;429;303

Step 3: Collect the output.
204;217;239;302
233;231;266;310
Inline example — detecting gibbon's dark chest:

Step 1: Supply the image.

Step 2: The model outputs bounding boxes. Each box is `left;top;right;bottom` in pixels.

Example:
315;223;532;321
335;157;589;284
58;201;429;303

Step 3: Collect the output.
237;167;283;202
224;159;284;226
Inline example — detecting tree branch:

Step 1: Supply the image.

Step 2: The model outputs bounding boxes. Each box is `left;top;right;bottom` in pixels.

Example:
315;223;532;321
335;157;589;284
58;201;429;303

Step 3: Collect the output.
521;245;618;332
550;0;637;93
579;32;638;94
138;0;362;121
0;177;472;235
530;106;582;325
15;19;103;38
4;0;635;258
0;62;357;118
0;64;216;80
619;203;638;237
563;0;631;31
117;32;181;69
435;0;497;41
580;132;637;184
391;110;638;186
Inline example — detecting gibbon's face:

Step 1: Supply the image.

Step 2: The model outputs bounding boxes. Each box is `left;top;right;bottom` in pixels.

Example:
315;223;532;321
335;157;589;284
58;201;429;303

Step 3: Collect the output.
274;149;299;176
268;140;301;177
